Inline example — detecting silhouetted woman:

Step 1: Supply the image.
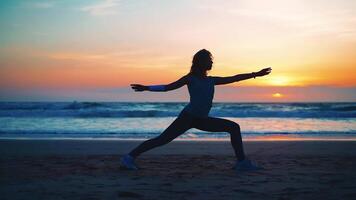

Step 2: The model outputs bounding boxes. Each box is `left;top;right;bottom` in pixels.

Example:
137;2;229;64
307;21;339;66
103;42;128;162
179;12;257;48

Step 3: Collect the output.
121;49;272;171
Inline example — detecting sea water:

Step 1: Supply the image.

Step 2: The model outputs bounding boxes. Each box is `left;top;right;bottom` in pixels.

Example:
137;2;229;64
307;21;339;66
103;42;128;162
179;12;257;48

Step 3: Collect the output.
0;102;355;140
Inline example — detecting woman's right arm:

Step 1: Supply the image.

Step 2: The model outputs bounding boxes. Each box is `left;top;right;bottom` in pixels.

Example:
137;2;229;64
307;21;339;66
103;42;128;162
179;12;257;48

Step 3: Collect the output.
130;74;189;92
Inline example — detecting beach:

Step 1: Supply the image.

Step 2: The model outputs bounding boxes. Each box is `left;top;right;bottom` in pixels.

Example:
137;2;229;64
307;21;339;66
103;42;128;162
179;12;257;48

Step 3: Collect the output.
2;0;356;199
1;139;356;200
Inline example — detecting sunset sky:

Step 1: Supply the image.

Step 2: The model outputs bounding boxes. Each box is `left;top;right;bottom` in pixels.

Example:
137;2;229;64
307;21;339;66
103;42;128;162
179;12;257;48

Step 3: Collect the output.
0;0;355;102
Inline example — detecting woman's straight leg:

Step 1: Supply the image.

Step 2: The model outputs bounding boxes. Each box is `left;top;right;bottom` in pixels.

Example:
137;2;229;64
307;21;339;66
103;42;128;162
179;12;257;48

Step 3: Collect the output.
192;116;246;161
129;112;193;158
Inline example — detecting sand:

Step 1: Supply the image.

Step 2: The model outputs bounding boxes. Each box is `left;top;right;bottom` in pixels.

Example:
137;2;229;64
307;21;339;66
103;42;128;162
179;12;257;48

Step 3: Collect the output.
1;139;356;200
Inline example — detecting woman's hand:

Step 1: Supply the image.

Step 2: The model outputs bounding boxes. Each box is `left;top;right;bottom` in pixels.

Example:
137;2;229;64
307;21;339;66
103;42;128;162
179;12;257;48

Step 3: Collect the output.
130;84;148;92
256;67;272;77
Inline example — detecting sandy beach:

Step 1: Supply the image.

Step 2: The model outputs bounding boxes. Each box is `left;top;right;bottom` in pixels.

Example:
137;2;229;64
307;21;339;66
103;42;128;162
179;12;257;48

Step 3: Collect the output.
1;139;356;200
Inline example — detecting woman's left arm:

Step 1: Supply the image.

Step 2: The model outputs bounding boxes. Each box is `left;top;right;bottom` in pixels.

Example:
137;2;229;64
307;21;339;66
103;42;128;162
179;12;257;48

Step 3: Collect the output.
212;67;272;85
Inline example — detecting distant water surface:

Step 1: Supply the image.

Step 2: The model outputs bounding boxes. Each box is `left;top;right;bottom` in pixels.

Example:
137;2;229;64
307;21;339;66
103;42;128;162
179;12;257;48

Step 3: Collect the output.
0;102;355;140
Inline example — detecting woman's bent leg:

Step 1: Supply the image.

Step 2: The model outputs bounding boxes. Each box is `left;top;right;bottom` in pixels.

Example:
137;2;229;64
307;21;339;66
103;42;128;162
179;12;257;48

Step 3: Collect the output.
192;117;246;161
129;112;192;158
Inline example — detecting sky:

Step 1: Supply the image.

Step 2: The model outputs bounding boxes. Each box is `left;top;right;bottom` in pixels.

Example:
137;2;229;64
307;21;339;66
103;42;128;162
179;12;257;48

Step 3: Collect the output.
0;0;355;102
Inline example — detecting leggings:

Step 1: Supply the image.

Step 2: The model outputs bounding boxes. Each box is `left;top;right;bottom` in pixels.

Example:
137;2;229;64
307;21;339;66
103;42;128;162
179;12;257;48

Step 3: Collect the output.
129;110;246;161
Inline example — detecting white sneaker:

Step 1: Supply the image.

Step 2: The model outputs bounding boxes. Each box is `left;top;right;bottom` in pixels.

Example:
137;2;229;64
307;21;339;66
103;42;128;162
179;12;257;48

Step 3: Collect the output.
234;159;264;172
120;154;138;170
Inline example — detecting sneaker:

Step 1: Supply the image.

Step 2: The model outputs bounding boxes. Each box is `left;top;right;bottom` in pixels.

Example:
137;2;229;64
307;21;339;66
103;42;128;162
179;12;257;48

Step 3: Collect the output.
120;154;138;170
234;159;264;172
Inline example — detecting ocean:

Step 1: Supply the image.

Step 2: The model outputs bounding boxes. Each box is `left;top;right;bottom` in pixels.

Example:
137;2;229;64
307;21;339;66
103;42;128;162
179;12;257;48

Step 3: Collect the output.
0;102;355;140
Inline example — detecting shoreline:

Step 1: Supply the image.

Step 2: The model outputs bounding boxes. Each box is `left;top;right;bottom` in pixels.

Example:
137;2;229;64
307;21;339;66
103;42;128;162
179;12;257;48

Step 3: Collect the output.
1;139;356;156
1;134;356;141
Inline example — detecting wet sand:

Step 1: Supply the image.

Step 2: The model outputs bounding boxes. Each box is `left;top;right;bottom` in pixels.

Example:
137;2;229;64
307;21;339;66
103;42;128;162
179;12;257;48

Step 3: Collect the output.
1;139;356;200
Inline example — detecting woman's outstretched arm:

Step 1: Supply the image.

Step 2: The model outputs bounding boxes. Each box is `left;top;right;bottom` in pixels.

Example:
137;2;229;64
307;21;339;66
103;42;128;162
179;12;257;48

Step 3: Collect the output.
130;74;189;92
213;67;272;85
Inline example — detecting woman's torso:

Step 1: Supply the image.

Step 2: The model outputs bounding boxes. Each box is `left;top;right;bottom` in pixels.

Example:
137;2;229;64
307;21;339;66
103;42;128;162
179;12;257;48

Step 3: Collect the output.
182;74;215;118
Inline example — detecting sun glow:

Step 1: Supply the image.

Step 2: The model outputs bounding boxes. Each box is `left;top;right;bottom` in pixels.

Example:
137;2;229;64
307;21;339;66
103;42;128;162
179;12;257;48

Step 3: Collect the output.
268;76;292;86
272;93;283;98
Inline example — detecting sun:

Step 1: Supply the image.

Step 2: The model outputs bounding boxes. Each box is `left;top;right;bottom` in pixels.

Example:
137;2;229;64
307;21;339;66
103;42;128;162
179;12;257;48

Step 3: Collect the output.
272;93;283;98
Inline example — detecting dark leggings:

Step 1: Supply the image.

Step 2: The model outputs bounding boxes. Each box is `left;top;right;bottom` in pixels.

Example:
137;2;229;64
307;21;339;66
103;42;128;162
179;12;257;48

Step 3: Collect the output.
129;110;246;161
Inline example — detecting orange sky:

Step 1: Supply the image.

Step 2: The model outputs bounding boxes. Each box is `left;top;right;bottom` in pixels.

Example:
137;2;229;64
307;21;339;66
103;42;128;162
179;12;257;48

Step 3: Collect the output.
0;0;355;101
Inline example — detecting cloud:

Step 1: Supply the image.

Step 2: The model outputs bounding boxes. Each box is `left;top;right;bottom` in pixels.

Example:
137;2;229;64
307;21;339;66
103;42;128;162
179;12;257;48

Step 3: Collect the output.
81;0;120;16
48;52;107;60
198;1;356;39
44;50;184;69
31;2;54;9
231;9;356;38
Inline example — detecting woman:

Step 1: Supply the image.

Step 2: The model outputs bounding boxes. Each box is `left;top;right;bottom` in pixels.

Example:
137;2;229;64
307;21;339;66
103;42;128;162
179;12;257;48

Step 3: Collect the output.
121;49;272;171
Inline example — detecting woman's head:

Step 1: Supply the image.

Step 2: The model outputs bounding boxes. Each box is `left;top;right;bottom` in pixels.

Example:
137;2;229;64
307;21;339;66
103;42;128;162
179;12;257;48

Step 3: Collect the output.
190;49;213;77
